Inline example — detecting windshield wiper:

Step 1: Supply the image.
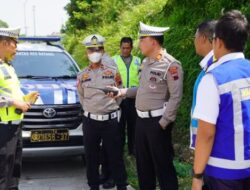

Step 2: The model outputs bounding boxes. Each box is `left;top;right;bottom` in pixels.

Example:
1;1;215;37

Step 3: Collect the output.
52;75;77;79
18;75;52;79
18;75;77;79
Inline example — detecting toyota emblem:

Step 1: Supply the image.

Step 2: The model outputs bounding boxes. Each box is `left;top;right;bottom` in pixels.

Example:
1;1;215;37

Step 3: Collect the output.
43;108;57;118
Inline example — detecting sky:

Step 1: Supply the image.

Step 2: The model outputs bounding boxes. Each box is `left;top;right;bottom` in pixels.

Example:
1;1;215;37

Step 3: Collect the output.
0;0;70;36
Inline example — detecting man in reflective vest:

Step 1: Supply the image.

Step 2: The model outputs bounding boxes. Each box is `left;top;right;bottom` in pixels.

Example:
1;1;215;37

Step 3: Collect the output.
113;37;141;156
0;28;38;190
190;20;217;149
192;10;250;190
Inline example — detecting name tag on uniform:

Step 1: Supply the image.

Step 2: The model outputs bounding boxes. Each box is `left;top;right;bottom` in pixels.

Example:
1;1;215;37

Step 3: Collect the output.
150;71;162;76
82;78;91;82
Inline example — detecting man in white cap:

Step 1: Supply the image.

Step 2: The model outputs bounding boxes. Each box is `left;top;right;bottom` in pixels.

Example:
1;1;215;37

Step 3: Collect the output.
0;28;38;189
77;34;127;190
108;22;183;190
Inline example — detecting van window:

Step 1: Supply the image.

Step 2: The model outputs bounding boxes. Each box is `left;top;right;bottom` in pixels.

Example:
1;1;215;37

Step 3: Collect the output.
12;51;79;78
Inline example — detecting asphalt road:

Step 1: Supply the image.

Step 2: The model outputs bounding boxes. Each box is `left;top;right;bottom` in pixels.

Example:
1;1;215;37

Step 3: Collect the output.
19;156;134;190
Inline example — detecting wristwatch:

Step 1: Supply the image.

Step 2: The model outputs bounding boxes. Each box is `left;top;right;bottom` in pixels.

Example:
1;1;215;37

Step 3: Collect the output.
192;169;204;180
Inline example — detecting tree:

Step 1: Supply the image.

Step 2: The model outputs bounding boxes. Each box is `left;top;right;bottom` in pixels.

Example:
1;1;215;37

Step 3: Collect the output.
64;0;100;32
0;20;8;28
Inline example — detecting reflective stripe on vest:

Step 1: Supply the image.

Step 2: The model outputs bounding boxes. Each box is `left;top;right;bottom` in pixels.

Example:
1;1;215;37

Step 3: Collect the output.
190;56;214;149
0;63;23;121
113;55;140;88
0;66;11;80
206;58;250;180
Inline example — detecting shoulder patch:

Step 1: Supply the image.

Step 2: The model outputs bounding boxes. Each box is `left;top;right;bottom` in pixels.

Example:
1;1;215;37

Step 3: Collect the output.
82;72;90;80
115;72;122;86
169;66;179;80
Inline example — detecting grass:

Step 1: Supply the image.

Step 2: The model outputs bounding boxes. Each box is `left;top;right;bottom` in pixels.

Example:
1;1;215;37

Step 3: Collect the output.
124;153;192;190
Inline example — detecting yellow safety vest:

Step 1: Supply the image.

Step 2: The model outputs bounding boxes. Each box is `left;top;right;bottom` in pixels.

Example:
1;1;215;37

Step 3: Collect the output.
113;55;141;88
0;62;23;121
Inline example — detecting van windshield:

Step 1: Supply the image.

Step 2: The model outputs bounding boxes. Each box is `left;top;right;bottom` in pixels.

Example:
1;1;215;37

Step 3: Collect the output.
12;51;79;78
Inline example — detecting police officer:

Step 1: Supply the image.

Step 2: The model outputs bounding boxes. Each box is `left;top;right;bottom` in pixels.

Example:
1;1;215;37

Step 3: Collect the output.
77;34;127;190
109;22;183;190
192;10;250;190
190;20;217;149
0;28;38;190
113;37;141;155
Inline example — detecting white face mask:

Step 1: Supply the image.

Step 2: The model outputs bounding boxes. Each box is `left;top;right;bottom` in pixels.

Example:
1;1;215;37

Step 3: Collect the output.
88;52;102;63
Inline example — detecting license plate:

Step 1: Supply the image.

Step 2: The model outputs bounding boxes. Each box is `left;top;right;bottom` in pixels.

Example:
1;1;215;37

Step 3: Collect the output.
30;129;69;142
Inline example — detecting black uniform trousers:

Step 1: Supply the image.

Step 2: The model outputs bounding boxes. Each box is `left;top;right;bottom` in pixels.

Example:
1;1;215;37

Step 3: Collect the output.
8;126;22;190
100;98;137;181
203;176;250;190
99;143;111;181
83;115;127;190
120;98;137;155
0;123;20;190
135;116;178;190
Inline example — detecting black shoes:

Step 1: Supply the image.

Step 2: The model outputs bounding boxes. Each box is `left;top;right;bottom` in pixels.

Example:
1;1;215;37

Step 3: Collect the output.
102;178;115;189
117;186;127;190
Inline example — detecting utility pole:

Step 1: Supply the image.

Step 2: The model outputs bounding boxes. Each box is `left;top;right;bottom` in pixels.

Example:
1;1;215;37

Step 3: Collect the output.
23;0;28;36
33;5;36;36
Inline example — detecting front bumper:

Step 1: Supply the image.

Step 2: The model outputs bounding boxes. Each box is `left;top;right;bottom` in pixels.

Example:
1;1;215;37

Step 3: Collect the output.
22;123;84;158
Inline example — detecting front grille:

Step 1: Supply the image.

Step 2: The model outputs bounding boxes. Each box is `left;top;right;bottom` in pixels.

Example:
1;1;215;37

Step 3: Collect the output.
22;104;83;130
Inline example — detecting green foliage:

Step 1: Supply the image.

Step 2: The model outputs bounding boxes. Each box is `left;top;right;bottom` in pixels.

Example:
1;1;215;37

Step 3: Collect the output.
0;19;8;28
125;153;192;190
174;160;192;189
124;155;139;189
63;0;167;68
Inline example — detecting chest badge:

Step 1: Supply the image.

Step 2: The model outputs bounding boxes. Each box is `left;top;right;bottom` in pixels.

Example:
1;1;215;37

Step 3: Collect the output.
102;70;114;79
82;73;91;82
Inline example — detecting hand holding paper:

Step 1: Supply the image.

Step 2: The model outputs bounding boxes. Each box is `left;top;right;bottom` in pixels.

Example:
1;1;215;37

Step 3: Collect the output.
24;91;40;104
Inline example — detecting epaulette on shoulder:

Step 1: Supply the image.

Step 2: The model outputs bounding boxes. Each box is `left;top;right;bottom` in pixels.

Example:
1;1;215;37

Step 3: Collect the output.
103;63;117;71
164;53;181;65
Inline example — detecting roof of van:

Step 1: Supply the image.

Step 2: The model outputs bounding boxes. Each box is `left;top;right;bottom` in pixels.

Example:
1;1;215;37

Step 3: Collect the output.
17;37;64;52
17;42;64;52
